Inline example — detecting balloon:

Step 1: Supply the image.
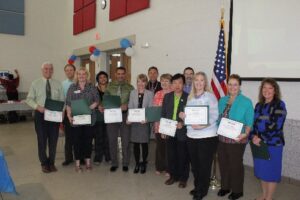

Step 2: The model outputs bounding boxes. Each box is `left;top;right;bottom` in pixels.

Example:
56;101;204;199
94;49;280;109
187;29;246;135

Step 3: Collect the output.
90;54;97;61
70;55;77;61
93;49;101;56
125;47;134;56
89;46;96;53
120;38;131;48
68;59;74;64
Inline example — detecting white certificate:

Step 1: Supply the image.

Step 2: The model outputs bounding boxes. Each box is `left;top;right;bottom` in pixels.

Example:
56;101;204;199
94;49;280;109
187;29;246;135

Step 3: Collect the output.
104;108;122;123
73;115;91;125
217;118;243;139
184;106;209;125
44;109;63;123
159;118;177;137
128;108;145;123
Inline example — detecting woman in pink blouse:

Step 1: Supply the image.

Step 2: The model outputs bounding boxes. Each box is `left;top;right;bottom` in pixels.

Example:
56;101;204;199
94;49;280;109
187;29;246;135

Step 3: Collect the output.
153;73;172;175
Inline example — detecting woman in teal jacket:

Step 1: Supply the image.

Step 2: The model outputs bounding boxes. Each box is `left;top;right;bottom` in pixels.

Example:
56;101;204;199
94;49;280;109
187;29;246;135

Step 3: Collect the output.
217;74;254;200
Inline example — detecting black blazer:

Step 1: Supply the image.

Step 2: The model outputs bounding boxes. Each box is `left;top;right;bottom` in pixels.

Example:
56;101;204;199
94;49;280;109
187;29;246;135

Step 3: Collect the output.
161;91;188;141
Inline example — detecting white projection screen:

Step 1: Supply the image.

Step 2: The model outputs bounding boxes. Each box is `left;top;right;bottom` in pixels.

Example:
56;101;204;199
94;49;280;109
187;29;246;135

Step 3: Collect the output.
231;0;300;79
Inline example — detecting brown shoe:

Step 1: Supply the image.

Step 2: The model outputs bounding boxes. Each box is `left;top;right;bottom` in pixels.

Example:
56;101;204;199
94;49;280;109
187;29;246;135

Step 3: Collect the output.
49;165;58;172
42;165;51;173
165;178;177;185
178;181;187;188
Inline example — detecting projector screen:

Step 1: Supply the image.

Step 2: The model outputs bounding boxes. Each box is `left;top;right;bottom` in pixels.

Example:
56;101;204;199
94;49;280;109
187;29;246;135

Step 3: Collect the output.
231;0;300;78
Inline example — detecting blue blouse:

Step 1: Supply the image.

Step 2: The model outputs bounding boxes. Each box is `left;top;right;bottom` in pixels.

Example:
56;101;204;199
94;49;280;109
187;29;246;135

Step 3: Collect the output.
249;100;287;146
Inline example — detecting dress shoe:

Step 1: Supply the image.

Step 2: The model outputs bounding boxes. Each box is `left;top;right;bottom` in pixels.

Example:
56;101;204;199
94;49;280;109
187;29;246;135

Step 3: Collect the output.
217;189;230;197
133;163;140;173
140;163;146;174
193;195;203;200
110;166;118;172
165;178;177;185
122;166;129;172
49;165;58;172
190;189;197;196
93;157;102;165
41;165;51;173
62;160;73;166
228;192;243;200
178;181;187;188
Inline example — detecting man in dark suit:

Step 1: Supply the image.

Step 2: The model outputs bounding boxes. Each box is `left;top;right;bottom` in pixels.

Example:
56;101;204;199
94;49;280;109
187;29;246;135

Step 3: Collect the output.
161;73;189;188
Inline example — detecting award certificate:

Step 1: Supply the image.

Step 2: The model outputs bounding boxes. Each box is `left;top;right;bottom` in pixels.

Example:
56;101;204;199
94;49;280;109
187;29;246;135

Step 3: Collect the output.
73;114;91;125
104;108;122;123
128;108;145;123
44;109;63;123
158;118;177;137
184;106;209;125
217;118;243;139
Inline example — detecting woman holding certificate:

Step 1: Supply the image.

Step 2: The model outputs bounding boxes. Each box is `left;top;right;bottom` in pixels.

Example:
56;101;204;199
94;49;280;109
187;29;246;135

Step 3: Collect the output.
66;67;99;172
250;78;287;200
128;74;154;174
217;74;254;200
179;72;219;200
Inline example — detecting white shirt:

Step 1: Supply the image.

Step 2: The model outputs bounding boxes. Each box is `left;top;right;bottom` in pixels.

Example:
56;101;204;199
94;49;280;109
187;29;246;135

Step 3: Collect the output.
186;91;219;139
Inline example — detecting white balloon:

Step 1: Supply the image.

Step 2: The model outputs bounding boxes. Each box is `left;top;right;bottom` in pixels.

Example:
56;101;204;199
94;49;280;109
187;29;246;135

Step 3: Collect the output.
125;47;134;56
90;54;97;61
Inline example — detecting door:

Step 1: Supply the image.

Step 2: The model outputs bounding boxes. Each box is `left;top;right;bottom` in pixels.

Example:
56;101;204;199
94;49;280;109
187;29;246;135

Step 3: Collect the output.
109;52;131;83
81;58;96;85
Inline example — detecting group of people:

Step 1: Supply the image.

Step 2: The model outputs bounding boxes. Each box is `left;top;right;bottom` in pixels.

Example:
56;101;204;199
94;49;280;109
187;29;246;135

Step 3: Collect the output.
26;62;287;200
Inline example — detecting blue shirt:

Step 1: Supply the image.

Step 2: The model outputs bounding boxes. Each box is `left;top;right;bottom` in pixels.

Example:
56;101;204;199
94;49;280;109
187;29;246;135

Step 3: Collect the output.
62;79;74;97
183;84;192;94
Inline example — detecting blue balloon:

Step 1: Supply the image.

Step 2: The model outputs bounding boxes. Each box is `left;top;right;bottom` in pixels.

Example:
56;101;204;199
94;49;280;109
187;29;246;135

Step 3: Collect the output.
93;49;101;56
70;55;77;61
120;38;131;48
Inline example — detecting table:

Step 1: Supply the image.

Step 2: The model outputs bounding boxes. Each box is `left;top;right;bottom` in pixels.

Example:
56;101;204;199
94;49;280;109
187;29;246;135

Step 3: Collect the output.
0;101;32;112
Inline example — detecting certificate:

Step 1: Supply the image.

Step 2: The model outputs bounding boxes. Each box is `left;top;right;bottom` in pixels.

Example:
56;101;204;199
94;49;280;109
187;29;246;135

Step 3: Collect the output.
44;109;63;122
104;108;122;123
128;108;145;123
158;118;177;137
73;115;91;125
184;106;209;125
217;118;243;139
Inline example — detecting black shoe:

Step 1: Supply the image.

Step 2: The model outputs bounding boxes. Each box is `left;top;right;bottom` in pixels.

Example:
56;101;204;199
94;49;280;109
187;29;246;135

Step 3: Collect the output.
110;166;118;172
217;189;231;197
228;192;243;200
133;163;140;173
190;189;196;196
193;195;203;200
80;159;85;165
123;166;129;172
140;163;146;174
62;160;73;166
93;157;102;165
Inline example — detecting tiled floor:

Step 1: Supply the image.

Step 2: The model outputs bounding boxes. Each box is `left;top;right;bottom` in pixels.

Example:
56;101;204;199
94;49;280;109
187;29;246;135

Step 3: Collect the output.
1;121;299;200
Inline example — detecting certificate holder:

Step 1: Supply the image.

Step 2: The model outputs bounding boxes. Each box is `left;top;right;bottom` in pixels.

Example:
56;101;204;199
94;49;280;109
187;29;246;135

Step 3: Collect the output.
184;105;209;125
102;95;121;109
217;117;243;140
104;108;122;123
128;108;145;123
159;118;177;137
44;98;65;122
145;106;162;122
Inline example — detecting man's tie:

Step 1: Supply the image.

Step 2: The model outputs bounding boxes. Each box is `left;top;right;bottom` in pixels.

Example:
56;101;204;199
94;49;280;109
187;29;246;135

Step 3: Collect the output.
46;79;51;98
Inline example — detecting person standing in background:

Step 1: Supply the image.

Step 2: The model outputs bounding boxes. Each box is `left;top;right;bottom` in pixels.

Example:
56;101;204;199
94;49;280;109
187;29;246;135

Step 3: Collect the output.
0;69;19;100
146;66;162;94
61;64;76;166
26;62;64;173
183;67;194;94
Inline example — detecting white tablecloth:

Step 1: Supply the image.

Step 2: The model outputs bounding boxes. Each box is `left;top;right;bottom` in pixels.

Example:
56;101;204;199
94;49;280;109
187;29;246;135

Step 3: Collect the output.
0;101;32;112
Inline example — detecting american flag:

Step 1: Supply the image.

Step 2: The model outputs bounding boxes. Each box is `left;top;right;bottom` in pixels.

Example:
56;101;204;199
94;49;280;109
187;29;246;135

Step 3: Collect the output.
211;23;228;100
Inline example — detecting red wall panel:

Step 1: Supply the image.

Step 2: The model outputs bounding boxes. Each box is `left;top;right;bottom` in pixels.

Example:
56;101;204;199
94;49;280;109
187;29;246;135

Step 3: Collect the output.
126;0;149;15
73;10;83;35
83;2;96;31
109;0;127;21
74;0;83;12
83;0;95;6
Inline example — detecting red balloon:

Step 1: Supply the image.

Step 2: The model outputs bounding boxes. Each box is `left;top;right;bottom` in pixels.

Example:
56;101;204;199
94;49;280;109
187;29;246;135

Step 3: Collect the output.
89;46;96;53
68;60;74;64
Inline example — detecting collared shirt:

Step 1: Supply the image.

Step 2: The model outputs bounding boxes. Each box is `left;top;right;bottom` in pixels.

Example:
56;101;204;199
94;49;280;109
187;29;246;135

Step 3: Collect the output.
62;79;74;97
105;81;134;104
26;77;64;109
146;81;162;94
183;84;192;94
172;94;181;120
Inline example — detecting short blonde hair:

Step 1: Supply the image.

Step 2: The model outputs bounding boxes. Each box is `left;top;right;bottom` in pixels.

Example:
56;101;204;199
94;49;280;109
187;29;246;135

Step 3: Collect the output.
160;73;172;82
74;67;90;83
137;74;148;83
188;72;210;100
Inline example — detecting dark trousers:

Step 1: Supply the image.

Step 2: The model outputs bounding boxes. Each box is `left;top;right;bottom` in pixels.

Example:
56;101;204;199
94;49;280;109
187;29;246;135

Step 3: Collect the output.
106;113;131;167
217;141;246;193
133;143;148;164
166;137;189;182
73;125;94;160
7;91;18;101
94;121;110;161
63;113;74;162
188;137;218;196
34;111;59;166
155;133;167;172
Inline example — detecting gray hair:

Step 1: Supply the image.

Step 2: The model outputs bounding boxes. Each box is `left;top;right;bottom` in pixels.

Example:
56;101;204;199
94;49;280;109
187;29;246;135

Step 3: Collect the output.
41;61;53;69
